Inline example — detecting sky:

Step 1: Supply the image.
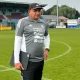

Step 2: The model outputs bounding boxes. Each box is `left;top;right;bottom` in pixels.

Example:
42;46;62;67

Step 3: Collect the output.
3;0;80;12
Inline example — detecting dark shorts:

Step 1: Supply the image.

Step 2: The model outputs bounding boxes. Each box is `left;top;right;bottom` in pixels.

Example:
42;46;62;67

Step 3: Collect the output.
21;60;44;80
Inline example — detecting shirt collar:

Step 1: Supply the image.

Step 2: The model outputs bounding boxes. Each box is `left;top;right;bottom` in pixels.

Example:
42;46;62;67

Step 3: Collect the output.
27;16;43;23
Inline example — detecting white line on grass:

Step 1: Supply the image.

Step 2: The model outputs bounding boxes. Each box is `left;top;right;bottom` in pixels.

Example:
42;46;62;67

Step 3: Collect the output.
0;40;72;80
0;65;9;69
45;40;72;62
0;66;52;80
0;65;15;72
0;68;15;72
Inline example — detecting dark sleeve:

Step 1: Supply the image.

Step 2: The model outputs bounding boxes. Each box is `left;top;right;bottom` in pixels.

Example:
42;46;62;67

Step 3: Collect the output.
44;24;49;36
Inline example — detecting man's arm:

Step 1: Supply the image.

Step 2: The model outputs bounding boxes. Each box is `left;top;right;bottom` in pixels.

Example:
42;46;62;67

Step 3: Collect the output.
14;19;24;70
44;34;50;50
44;34;50;60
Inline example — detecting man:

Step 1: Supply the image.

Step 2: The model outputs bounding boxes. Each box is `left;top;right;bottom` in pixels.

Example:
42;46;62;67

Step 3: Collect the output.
14;3;50;80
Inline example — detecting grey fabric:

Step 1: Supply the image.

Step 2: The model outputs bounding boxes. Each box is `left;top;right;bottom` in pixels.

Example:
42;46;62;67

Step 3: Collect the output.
10;51;29;70
15;17;48;62
15;19;25;37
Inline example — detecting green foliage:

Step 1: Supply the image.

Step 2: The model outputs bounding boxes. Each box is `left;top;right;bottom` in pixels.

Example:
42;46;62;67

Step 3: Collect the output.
44;5;80;19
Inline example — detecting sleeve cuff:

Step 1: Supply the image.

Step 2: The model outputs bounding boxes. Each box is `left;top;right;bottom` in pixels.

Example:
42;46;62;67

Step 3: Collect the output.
45;48;50;52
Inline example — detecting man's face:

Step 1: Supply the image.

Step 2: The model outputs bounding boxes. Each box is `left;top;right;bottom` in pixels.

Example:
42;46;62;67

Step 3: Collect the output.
28;8;41;20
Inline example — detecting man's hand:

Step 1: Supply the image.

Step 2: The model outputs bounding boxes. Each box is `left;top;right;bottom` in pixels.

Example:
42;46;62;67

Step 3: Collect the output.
44;49;49;60
14;63;24;70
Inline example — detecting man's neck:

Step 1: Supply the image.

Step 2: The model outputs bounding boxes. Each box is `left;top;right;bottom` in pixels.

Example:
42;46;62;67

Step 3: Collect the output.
28;16;39;22
29;16;39;20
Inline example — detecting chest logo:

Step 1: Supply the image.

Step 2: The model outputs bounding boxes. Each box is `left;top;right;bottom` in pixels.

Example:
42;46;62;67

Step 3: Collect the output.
29;24;32;27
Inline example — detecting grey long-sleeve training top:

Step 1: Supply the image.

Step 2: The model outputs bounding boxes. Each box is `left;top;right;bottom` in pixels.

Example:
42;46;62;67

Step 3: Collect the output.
14;16;50;63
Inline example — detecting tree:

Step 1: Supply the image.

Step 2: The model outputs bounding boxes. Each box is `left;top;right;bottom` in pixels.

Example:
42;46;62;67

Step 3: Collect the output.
44;5;80;19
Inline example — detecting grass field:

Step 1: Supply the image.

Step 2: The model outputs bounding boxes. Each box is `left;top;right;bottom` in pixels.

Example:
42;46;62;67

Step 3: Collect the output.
0;28;80;80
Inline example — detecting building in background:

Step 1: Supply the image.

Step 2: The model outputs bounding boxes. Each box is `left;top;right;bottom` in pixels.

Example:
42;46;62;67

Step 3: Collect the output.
0;0;80;29
67;19;78;28
0;0;46;30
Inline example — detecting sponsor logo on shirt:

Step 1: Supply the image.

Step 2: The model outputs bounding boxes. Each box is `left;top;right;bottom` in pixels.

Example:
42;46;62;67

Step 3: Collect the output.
33;27;44;43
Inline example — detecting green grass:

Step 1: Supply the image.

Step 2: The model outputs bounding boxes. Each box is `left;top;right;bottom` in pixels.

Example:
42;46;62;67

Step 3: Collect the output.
0;29;80;80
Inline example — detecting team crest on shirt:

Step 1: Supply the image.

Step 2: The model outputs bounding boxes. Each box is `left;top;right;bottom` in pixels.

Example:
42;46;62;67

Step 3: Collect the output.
28;24;32;27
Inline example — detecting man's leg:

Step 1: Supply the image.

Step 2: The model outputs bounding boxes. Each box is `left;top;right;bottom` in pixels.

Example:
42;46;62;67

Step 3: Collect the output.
21;61;35;80
34;60;44;80
21;60;44;80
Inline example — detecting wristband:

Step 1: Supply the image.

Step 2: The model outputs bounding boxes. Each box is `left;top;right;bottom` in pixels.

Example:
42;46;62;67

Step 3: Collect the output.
45;48;50;52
